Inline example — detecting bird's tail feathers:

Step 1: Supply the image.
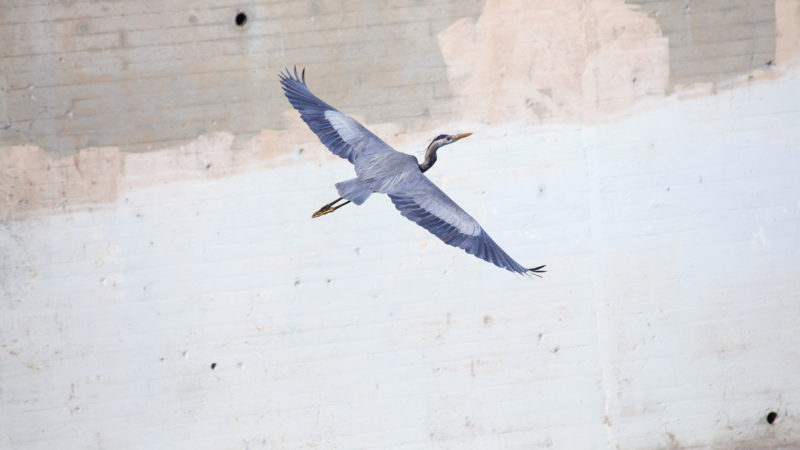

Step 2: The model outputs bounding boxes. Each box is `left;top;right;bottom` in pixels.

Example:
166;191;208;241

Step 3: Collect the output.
335;178;372;205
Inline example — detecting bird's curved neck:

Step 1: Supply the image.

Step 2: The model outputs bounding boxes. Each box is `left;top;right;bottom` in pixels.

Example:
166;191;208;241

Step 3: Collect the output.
419;142;440;173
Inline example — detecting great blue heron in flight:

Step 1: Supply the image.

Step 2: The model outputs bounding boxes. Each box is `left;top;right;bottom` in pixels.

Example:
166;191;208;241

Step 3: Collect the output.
280;68;545;276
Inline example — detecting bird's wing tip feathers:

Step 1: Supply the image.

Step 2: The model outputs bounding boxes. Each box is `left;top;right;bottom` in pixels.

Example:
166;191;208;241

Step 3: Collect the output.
525;264;546;278
278;66;307;85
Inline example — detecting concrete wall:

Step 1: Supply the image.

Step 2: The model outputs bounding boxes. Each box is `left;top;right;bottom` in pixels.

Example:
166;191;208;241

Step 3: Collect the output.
2;1;800;448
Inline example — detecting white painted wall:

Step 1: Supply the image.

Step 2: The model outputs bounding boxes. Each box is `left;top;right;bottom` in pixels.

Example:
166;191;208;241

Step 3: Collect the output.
2;70;799;448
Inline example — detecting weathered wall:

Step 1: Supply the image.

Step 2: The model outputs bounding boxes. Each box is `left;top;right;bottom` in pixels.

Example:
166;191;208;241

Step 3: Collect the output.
2;1;800;449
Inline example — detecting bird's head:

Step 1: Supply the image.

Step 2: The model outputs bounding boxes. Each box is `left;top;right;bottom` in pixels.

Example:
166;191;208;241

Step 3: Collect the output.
420;132;472;172
429;132;472;149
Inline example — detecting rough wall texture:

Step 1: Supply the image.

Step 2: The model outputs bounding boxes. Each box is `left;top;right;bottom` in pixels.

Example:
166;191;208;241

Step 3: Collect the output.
2;1;800;449
628;0;777;85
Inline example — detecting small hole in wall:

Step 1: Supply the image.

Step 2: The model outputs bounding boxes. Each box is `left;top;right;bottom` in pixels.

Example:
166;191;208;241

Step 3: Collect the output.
235;12;247;27
766;411;778;425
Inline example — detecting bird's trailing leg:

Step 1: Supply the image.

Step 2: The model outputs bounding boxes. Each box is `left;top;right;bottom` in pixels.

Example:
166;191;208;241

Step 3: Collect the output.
312;197;351;218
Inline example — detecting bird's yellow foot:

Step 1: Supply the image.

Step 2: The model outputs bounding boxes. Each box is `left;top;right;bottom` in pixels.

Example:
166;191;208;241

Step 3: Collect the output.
311;198;350;218
312;206;335;218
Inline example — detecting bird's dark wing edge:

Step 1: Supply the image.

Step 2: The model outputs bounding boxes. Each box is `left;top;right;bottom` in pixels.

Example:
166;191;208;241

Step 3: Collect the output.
388;176;545;277
279;66;389;164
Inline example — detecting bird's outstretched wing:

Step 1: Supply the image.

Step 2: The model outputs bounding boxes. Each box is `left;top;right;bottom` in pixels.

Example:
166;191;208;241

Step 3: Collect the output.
279;67;394;164
389;174;545;276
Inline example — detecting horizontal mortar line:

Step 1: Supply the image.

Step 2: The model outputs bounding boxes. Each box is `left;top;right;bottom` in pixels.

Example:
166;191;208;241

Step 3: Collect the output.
5;326;595;372
649;12;776;27
672;58;776;74
0;281;585;326
14;251;545;299
11;94;433;130
1;382;597;445
0;170;334;209
665;27;776;45
2;12;445;58
0;1;284;27
0;30;285;58
0;324;595;375
2;52;442;87
669;44;777;58
11;80;437;122
595;204;793;227
0;0;456;26
642;4;775;19
0;1;452;30
5;54;445;91
1;0;270;9
7;11;448;41
3;7;446;50
1;15;440;59
10;100;278;131
0;15;279;35
1;279;581;332
1;407;558;448
4;232;548;283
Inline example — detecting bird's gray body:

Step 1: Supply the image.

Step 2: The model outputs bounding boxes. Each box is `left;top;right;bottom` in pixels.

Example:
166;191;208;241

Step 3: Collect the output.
280;68;544;276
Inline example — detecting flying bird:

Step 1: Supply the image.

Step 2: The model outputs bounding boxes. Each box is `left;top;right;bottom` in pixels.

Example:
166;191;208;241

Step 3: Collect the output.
279;67;545;276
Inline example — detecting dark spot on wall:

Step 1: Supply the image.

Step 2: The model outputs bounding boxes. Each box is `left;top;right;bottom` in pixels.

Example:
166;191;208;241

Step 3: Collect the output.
210;362;217;370
235;12;247;27
766;411;778;424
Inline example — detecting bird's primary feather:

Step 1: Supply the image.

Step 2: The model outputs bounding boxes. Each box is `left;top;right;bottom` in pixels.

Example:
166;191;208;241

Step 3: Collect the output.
279;67;543;276
279;67;393;164
387;174;533;274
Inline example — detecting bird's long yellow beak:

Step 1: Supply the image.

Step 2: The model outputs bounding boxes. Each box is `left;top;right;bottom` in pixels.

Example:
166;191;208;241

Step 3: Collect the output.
452;132;472;141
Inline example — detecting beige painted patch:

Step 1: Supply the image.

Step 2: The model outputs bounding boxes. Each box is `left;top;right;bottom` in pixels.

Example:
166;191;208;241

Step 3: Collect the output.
1;145;122;220
776;0;800;65
0;113;410;220
437;0;669;124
